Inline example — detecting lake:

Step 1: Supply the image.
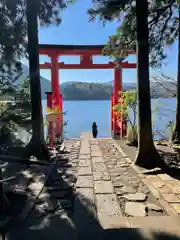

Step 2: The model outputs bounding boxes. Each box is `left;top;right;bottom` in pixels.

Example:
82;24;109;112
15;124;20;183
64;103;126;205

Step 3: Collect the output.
42;98;176;140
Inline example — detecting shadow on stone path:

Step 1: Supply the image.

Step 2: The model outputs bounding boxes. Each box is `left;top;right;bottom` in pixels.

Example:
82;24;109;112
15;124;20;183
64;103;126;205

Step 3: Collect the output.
6;193;180;240
3;136;180;240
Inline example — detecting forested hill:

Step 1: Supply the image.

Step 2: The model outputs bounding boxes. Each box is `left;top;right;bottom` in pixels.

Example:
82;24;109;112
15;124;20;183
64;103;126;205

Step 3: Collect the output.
61;81;176;100
0;63;176;101
61;82;112;100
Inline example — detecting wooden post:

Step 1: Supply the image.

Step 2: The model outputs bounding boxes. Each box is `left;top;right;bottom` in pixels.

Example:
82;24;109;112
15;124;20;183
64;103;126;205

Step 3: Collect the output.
50;55;61;137
113;68;122;137
46;92;54;145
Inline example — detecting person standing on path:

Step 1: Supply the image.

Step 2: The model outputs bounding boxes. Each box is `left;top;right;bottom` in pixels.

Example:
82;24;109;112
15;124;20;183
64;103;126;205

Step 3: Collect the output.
92;122;98;138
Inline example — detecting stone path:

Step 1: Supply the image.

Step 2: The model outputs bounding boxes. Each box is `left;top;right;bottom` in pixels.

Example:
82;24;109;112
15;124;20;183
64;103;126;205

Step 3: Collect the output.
98;139;166;217
7;133;180;239
74;134;125;230
114;140;180;216
28;139;81;218
144;174;180;215
73;133;180;237
7;139;81;239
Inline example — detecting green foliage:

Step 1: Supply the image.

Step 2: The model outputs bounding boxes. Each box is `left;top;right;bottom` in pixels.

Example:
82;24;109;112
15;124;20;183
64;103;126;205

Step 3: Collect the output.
114;90;137;127
88;0;130;23
0;0;70;154
88;0;178;67
0;102;8;115
114;89;138;146
0;68;31;145
0;0;68;68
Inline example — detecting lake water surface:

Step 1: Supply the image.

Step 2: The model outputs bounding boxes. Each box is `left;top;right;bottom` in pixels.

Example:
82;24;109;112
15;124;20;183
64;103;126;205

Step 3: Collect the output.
42;98;176;139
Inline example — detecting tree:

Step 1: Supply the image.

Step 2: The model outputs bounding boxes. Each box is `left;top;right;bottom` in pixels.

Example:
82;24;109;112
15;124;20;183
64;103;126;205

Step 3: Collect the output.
88;0;166;169
22;0;47;159
0;0;66;65
0;0;67;159
100;0;180;144
134;0;163;169
173;5;180;144
101;1;177;67
0;72;32;154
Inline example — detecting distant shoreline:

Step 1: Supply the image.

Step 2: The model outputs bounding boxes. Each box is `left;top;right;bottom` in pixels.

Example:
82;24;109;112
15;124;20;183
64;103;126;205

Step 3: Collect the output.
0;97;176;103
62;97;176;101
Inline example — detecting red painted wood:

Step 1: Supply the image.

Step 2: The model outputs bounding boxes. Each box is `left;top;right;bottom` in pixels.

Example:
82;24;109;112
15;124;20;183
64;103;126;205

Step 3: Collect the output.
111;94;114;133
40;61;136;69
39;45;135;56
50;54;62;137
46;92;54;146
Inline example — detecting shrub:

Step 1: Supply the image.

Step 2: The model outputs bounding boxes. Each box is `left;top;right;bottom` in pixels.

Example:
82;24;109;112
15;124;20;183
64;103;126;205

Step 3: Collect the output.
114;90;138;146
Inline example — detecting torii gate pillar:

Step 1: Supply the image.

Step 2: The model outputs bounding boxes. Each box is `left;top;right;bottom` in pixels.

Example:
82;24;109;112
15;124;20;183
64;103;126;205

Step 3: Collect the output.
49;54;63;138
112;67;127;138
50;54;59;93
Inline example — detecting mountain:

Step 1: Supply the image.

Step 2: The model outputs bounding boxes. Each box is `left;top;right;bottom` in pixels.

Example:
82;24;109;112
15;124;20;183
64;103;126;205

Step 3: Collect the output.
60;81;176;100
21;64;51;99
0;63;176;101
150;81;176;98
61;82;112;100
0;64;51;101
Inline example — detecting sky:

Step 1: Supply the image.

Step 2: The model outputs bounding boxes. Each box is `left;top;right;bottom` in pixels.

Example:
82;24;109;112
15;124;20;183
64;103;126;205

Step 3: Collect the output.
23;0;178;84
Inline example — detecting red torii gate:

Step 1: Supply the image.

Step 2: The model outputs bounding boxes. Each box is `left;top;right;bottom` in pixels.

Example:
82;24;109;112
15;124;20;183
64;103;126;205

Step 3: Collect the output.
39;44;136;143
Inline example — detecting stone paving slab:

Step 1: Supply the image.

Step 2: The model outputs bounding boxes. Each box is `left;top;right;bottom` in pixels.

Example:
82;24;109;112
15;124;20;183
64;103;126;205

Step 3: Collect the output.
91;151;102;157
78;159;91;167
94;181;114;194
79;155;91;160
80;149;91;155
76;175;93;188
74;188;96;218
77;166;92;176
80;132;93;139
91;157;104;163
76;188;95;204
129;216;180;236
92;162;107;172
96;194;125;229
93;171;111;181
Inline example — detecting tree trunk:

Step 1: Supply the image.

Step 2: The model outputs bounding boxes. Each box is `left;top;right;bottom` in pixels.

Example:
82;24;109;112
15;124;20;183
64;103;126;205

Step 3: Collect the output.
0;169;4;217
133;0;164;169
24;0;49;159
173;7;180;144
